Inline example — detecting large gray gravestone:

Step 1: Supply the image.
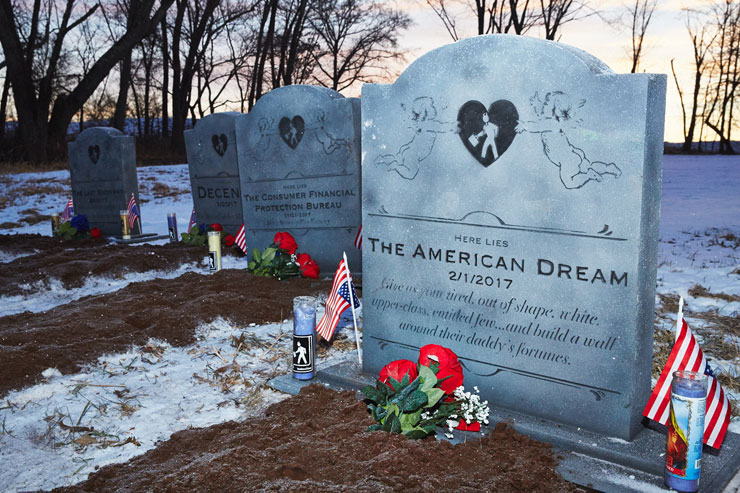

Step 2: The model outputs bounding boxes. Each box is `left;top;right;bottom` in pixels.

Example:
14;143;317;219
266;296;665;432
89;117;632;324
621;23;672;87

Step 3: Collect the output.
185;112;243;235
236;85;361;273
68;127;139;236
362;35;666;440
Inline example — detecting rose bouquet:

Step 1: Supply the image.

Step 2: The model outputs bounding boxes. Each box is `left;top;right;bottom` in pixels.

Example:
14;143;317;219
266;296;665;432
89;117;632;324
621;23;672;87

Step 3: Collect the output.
362;344;490;439
248;231;319;280
181;223;225;246
55;214;101;241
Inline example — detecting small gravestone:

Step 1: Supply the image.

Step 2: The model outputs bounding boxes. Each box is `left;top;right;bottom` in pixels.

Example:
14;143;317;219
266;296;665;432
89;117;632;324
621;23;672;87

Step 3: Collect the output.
361;35;666;441
184;112;244;235
236;85;361;272
68;127;140;236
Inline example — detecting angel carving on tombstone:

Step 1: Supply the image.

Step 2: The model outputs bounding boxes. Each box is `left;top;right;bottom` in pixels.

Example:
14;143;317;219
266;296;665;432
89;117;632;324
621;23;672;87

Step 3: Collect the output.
374;96;457;180
516;91;622;189
307;110;350;155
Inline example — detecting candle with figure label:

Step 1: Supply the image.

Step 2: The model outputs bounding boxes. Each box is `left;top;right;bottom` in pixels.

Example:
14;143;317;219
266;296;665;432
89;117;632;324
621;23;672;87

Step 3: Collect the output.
292;296;316;380
167;213;178;242
120;210;131;239
51;213;60;235
665;370;707;492
207;231;221;271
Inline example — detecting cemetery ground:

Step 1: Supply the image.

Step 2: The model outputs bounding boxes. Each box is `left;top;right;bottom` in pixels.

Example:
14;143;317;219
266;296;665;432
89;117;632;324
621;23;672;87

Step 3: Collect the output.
0;155;737;491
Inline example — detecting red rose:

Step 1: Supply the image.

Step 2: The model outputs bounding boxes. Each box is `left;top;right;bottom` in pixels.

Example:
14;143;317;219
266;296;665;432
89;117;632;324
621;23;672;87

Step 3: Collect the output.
300;258;320;278
456;419;481;432
419;344;463;394
273;231;297;254
210;223;223;232
90;227;102;239
224;234;235;246
379;359;418;390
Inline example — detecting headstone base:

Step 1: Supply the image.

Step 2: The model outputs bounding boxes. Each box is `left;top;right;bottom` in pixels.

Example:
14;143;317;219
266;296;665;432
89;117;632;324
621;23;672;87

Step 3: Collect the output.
111;233;170;244
268;359;740;493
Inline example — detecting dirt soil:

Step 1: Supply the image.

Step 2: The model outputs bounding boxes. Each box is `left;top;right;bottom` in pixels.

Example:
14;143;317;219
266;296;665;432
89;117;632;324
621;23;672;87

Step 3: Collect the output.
3;236;581;492
0;234;208;296
58;385;579;492
0;269;332;398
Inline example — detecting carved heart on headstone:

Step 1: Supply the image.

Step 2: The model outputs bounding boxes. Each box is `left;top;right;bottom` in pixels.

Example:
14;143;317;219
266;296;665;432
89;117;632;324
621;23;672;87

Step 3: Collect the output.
211;133;228;157
278;115;305;149
88;144;100;164
457;100;518;167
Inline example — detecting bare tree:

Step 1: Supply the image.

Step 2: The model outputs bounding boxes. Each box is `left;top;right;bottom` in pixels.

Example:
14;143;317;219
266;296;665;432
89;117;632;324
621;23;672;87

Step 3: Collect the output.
671;9;716;152
0;0;173;160
309;0;410;91
427;0;588;41
624;0;658;73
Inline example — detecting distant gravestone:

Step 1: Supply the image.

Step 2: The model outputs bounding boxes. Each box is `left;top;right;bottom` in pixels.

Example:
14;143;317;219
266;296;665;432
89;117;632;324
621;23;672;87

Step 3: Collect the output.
184;112;243;235
236;85;362;272
68;127;139;236
361;35;666;440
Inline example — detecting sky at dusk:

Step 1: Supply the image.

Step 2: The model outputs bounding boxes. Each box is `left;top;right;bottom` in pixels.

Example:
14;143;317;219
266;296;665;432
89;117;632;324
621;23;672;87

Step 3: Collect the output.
365;0;717;143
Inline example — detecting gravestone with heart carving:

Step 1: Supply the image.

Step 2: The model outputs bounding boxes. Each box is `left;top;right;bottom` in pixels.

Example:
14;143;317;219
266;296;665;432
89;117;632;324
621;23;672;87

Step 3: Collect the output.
235;85;362;273
184;112;244;236
68;127;140;236
361;34;668;452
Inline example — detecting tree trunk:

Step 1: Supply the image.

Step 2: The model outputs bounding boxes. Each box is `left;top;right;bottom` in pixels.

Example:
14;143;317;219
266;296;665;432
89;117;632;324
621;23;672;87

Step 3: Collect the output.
112;53;132;131
0;75;9;140
161;15;169;138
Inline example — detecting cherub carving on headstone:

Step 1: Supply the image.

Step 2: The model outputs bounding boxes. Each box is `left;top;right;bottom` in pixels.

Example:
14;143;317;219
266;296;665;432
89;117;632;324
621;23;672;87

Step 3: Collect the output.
374;96;457;180
246;117;278;160
307;109;350;155
516;91;622;190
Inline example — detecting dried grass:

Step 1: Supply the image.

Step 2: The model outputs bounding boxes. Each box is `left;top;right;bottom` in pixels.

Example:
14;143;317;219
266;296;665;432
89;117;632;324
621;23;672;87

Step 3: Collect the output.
688;284;740;303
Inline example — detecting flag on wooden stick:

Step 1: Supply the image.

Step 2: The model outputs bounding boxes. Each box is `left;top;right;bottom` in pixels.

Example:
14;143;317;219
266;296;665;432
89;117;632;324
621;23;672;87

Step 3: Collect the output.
354;225;362;249
316;255;360;341
61;198;74;223
127;194;140;231
643;298;731;449
188;209;197;233
235;224;247;254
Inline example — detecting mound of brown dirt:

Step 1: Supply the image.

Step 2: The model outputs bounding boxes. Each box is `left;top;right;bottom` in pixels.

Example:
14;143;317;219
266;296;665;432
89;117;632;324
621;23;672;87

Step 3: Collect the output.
0;238;209;296
0;270;331;397
58;385;579;492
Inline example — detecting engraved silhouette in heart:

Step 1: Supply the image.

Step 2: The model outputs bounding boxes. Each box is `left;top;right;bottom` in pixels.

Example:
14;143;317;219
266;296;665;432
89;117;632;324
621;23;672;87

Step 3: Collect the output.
88;144;100;164
279;115;305;149
457;100;518;167
211;133;228;156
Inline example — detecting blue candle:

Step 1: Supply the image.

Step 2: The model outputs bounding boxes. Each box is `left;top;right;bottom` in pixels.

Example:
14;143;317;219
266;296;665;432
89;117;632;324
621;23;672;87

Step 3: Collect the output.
167;213;178;242
292;296;316;380
665;370;707;492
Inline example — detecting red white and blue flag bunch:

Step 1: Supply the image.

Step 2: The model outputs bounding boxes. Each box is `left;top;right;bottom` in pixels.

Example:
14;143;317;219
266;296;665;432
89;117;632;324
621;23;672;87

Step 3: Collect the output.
61;198;74;223
127;194;140;230
316;258;360;340
235;224;247;254
643;317;731;449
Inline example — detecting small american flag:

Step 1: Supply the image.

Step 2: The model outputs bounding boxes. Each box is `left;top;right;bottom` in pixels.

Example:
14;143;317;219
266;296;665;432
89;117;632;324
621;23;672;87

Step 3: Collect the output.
235;224;247;254
354;225;362;249
61;198;74;223
188;209;197;233
127;194;140;229
316;258;360;341
643;313;731;449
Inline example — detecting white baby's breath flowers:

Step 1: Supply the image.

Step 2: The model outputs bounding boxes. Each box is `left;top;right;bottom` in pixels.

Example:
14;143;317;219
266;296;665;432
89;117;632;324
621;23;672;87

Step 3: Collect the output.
453;385;491;426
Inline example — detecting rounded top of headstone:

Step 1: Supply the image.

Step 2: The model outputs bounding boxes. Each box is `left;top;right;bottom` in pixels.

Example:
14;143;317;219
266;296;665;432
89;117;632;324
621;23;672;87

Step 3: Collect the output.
193;112;242;131
253;85;345;109
75;126;126;140
394;34;613;87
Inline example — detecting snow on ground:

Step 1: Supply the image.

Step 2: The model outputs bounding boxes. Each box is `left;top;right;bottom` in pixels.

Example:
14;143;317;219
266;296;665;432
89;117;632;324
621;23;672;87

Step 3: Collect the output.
0;255;246;317
0;315;361;492
0;154;739;491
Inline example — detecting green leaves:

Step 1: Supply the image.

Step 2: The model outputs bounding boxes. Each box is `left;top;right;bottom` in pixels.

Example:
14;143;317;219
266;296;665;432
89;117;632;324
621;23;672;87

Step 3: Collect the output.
247;244;300;279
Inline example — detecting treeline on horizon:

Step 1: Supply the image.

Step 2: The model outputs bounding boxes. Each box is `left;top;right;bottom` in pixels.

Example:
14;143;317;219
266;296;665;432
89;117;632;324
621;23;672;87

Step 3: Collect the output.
0;0;738;164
